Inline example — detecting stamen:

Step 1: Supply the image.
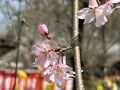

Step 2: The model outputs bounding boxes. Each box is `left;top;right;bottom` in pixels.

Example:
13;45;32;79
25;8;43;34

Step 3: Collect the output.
56;66;63;75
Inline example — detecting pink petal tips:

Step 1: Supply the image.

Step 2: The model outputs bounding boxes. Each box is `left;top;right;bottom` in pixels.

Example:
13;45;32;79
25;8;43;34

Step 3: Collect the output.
38;24;49;36
88;0;98;8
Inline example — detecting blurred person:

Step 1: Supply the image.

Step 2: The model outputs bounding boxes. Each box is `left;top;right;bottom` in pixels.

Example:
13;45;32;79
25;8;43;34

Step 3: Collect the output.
116;71;120;90
113;62;120;90
97;68;118;90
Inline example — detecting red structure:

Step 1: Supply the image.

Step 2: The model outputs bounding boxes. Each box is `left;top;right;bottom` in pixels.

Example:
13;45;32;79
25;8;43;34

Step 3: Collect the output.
0;71;73;90
0;71;42;90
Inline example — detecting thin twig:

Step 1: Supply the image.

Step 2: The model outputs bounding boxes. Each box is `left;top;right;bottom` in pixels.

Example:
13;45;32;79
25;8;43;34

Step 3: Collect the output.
98;38;120;58
13;0;22;89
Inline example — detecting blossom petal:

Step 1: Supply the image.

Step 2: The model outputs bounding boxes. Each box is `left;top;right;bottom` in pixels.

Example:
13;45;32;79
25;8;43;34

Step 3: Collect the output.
98;4;113;16
49;51;59;60
50;74;55;82
42;43;51;50
95;15;107;27
31;50;40;56
103;5;113;16
84;13;95;24
55;75;65;88
43;65;53;75
32;56;46;67
44;74;52;82
88;0;98;8
77;8;90;19
44;60;51;68
97;4;106;10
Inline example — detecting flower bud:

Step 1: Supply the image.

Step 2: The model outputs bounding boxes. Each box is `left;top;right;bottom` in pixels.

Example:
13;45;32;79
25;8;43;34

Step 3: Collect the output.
38;24;49;36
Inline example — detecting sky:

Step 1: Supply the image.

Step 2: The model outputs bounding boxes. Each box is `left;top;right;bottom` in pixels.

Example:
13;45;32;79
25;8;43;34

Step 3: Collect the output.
0;0;26;23
0;0;25;38
0;0;26;38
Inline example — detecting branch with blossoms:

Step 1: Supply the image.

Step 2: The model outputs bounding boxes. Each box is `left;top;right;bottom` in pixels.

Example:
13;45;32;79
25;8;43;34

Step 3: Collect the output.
77;0;120;27
31;24;75;88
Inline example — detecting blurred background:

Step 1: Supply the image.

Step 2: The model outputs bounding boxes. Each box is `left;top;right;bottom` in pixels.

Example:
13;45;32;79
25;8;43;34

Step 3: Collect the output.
0;0;120;90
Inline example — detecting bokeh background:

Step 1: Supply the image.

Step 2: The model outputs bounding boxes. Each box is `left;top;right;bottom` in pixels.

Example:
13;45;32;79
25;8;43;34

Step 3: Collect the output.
0;0;120;90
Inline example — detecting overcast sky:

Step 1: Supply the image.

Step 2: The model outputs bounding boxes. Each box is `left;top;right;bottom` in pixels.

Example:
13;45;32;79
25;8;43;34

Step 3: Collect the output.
0;0;26;38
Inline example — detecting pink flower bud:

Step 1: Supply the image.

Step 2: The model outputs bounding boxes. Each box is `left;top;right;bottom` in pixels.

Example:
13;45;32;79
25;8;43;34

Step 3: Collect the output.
38;24;49;36
89;0;98;8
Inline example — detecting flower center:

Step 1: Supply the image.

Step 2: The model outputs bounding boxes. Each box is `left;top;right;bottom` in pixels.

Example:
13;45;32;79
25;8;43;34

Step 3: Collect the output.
55;66;63;75
91;8;96;16
41;51;48;57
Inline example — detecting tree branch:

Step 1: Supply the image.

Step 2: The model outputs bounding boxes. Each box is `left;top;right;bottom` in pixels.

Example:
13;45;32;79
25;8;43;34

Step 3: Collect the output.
73;0;85;90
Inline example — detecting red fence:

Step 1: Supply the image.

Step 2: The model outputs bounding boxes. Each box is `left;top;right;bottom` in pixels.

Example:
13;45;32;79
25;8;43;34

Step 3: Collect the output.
0;71;73;90
0;71;42;90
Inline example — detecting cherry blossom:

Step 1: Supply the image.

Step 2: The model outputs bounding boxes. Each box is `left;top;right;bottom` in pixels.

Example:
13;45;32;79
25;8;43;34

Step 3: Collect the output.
77;0;119;27
32;44;75;87
46;64;75;88
32;42;51;56
78;0;107;27
31;41;75;88
32;42;59;68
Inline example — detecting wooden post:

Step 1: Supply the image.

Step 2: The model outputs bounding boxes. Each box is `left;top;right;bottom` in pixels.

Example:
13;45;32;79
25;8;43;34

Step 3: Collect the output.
73;0;85;90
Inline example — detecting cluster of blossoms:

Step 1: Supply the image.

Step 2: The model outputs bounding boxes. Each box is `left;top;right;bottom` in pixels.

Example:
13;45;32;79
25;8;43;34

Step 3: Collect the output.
31;24;75;88
77;0;120;27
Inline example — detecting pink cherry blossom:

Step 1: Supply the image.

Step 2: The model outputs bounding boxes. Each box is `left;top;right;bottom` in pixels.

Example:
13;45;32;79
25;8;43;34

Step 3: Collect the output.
32;42;59;69
41;63;75;88
31;41;75;88
32;42;51;56
38;24;49;36
47;64;75;88
77;0;113;27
